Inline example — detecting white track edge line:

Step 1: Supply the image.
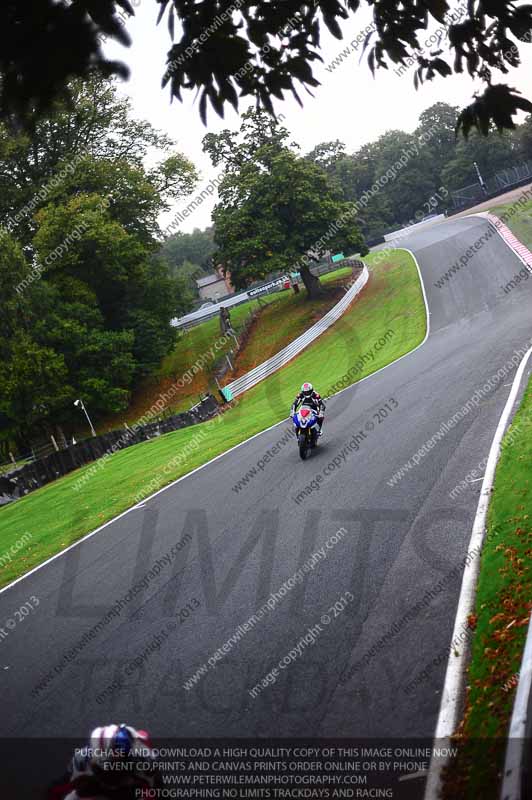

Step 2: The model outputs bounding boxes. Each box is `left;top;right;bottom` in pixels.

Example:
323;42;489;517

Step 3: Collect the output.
0;248;430;597
424;343;532;800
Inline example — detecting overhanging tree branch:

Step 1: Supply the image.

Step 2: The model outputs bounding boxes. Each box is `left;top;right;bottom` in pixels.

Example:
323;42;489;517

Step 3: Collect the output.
1;1;532;133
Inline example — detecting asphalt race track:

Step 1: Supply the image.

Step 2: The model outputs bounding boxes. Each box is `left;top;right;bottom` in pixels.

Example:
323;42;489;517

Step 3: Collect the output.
1;215;531;792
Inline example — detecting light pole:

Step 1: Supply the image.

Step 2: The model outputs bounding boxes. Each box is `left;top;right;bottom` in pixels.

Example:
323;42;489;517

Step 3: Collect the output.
473;161;488;195
74;398;97;437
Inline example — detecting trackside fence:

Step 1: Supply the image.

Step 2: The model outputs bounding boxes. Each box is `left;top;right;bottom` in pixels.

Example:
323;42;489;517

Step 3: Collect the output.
221;265;369;400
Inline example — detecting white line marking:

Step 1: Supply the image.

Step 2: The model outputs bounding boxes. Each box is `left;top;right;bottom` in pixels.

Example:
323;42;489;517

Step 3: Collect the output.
424;343;532;799
0;249;430;597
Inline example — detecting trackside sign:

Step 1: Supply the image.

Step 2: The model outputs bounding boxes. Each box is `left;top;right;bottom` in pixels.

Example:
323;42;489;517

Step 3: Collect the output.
248;276;289;297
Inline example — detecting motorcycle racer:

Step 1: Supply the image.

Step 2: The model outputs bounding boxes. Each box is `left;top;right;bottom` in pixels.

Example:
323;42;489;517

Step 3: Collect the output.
46;723;160;800
290;382;326;436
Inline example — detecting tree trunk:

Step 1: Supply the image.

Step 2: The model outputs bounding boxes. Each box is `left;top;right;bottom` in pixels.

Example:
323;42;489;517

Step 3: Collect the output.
299;265;322;299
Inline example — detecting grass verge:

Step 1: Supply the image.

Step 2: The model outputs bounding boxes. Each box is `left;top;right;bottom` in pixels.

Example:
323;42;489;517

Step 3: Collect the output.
0;249;426;589
229;268;354;378
99;266;354;430
441;375;532;799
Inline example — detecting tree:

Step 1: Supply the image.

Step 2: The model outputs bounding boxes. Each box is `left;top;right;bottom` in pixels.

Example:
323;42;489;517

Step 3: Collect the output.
158;228;217;314
172;263;200;314
306;119;448;237
332;155;395;238
0;77;201;440
371;130;436;223
3;333;71;434
2;1;532;135
305;142;394;240
206;109;367;299
203;109;297;173
212;143;367;298
0;231;71;439
441;129;516;189
415;102;459;181
33;186;178;377
0;74;198;247
516;114;532;160
305;140;346;173
161;228;216;274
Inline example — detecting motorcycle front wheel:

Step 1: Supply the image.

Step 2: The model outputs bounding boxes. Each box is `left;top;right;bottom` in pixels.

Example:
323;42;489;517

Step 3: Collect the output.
298;432;309;460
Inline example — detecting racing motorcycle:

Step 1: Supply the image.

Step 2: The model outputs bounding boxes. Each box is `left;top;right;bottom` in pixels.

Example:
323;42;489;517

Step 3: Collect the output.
292;405;319;460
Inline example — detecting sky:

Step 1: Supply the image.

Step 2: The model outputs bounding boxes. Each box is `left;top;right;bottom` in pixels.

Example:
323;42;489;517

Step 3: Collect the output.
103;1;532;234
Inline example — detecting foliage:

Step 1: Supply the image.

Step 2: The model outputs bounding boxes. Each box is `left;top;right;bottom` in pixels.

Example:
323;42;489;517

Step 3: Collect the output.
440;129;515;188
305;102;530;237
0;232;70;434
0;75;200;442
440;376;532;799
2;1;532;133
159;228;217;313
515;114;532;160
203;110;297;171
206;110;367;298
0;74;198;247
161;227;216;273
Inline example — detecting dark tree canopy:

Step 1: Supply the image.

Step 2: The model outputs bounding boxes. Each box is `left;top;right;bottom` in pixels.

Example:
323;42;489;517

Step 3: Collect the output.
206;109;367;299
2;1;532;135
303;102;532;239
0;75;199;441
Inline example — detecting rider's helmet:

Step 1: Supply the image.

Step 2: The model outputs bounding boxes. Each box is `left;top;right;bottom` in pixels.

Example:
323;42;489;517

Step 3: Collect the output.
69;723;158;797
301;382;313;399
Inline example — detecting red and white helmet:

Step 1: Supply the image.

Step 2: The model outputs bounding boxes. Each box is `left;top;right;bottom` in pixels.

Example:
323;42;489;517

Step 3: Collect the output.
301;382;313;398
68;723;157;798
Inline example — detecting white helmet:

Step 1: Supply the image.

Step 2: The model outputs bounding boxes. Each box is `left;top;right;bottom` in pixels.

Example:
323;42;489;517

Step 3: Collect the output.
301;382;313;398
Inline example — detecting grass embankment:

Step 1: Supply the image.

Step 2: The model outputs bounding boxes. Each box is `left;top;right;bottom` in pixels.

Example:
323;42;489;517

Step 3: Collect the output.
442;377;532;800
99;268;353;431
0;250;426;589
99;296;274;431
230;267;353;377
491;197;532;249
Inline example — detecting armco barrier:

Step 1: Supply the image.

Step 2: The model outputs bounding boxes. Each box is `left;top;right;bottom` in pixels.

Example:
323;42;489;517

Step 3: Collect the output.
0;395;219;505
221;265;369;400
